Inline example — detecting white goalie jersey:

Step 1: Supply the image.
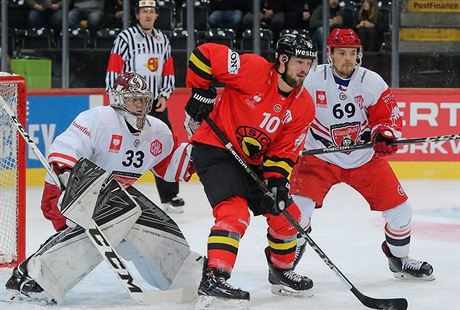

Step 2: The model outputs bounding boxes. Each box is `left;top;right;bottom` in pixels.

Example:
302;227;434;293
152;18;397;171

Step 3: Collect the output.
303;64;402;169
45;106;193;187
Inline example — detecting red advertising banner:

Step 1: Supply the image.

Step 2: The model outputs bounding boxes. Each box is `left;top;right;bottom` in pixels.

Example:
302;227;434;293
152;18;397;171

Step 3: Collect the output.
29;87;459;162
393;89;460;161
166;88;459;162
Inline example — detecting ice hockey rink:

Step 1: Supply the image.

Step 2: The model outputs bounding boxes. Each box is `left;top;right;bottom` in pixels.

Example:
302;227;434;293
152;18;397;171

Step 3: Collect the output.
0;179;459;310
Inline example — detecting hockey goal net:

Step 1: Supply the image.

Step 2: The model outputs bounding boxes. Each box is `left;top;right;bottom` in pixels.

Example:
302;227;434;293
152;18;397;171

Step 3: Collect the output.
0;73;26;267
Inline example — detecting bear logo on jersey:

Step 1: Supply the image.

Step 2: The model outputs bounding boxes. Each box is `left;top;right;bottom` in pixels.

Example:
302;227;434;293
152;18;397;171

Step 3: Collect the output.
235;126;271;160
316;90;327;107
150;139;163;156
109;134;123;153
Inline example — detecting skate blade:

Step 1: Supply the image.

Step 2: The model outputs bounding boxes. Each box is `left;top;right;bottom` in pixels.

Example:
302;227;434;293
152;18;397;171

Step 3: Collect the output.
270;284;313;297
393;272;435;281
2;290;55;305
2;289;21;302
195;294;249;310
162;204;184;214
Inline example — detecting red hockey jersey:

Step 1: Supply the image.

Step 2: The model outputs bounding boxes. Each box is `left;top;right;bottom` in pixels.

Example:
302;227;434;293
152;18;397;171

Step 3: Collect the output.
186;43;315;179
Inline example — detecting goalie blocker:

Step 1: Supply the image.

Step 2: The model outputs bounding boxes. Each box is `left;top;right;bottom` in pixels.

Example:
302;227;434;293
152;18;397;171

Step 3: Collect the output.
4;159;204;304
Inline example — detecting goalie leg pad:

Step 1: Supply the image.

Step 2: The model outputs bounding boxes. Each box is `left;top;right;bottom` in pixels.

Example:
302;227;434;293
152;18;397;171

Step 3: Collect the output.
27;181;142;304
122;186;203;292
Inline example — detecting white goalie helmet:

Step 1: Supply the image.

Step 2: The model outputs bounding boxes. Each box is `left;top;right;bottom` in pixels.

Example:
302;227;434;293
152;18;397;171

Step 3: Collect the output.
109;72;153;130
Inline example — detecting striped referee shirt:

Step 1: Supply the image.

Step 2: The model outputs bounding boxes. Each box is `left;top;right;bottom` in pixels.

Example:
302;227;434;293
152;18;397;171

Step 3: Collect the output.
105;25;175;99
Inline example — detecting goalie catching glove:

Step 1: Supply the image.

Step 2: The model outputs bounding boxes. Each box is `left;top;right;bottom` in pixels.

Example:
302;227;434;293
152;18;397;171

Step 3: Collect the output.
185;87;217;122
262;178;292;215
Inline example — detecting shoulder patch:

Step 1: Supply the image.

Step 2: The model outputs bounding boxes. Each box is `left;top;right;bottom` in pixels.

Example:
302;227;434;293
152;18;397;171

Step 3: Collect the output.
227;49;240;74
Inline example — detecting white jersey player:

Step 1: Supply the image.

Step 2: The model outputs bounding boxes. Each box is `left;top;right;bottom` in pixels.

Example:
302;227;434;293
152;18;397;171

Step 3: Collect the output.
41;72;192;232
290;29;434;281
3;72;202;304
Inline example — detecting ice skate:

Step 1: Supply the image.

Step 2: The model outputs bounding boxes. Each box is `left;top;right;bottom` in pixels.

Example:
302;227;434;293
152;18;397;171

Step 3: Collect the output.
195;267;250;310
162;195;185;214
3;265;55;304
382;241;435;281
265;247;313;297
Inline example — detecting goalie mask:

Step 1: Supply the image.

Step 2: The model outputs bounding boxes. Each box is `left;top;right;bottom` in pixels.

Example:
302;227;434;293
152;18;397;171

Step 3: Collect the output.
109;72;153;130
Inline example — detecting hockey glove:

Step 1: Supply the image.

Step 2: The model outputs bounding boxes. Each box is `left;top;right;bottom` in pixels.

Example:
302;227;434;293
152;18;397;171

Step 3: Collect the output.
372;126;398;156
262;178;291;215
185;87;217;122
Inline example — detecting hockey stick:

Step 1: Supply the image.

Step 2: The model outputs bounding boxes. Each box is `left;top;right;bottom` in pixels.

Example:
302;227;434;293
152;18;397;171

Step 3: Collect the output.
301;133;460;155
205;117;408;310
0;95;191;304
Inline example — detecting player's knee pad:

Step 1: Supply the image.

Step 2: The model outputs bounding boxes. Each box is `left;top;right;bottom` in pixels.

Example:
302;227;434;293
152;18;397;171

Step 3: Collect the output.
382;201;412;232
267;203;301;239
292;194;315;228
212;196;251;236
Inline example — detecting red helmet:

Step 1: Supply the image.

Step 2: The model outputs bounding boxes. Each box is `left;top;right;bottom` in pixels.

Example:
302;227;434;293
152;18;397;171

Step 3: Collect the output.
326;28;361;48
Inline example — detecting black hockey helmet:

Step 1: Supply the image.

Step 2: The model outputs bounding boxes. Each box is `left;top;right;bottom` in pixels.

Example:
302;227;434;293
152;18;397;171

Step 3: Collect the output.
275;31;317;62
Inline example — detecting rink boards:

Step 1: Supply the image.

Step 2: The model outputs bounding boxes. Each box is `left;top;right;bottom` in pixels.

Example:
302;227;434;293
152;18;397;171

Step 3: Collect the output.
20;88;460;185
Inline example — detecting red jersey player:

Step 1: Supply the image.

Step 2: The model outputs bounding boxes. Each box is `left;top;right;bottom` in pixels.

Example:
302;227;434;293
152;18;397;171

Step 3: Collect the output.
184;32;317;309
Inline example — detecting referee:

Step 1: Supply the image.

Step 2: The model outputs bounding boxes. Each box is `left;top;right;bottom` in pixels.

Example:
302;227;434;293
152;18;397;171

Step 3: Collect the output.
105;0;185;214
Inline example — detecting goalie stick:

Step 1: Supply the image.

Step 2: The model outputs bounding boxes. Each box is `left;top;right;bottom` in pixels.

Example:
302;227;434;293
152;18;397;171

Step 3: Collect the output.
205;117;408;310
0;95;193;304
301;133;460;156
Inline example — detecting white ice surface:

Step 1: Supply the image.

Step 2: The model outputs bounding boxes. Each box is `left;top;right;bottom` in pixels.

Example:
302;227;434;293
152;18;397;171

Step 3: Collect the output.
1;179;459;310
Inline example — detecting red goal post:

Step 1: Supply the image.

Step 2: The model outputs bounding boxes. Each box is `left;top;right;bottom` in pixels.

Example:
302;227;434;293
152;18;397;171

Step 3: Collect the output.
0;73;26;267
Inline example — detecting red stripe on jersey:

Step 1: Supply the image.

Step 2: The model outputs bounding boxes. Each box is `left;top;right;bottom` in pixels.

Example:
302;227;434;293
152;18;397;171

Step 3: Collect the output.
48;152;78;164
311;122;330;137
162;57;175;75
174;147;188;180
106;53;124;73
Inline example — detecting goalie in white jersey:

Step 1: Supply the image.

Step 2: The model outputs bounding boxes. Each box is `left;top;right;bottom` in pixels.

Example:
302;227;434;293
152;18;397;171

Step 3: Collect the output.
290;29;434;281
3;72;203;304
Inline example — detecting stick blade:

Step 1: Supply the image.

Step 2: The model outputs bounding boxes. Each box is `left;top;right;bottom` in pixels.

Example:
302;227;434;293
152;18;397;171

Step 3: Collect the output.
352;288;408;310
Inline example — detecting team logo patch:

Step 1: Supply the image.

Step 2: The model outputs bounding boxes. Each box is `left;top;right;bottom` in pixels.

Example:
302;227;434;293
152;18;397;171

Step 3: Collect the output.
354;95;364;109
227;49;240;74
145;57;159;72
316;90;327;107
109;134;123;153
330;122;360;148
245;92;263;109
235;126;271;160
150;139;162;156
135;34;144;43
